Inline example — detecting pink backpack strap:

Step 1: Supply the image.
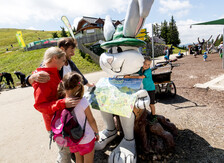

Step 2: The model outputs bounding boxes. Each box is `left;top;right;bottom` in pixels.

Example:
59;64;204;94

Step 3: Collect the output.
51;110;64;134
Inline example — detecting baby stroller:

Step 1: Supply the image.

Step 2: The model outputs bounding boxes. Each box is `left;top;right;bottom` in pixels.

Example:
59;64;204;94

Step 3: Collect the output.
151;61;179;100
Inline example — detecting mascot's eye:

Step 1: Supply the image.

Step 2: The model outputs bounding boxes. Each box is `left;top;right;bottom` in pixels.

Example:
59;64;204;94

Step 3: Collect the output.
117;47;123;53
109;48;112;54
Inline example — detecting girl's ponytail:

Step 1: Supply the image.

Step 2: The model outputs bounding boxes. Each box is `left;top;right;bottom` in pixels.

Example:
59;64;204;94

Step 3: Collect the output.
61;72;84;98
74;83;84;98
57;81;66;99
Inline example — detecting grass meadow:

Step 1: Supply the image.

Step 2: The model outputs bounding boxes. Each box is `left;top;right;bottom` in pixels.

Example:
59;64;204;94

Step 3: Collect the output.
0;28;101;85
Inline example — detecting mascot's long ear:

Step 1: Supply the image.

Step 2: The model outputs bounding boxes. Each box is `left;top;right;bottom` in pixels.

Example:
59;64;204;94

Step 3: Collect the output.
104;15;115;41
123;0;140;38
123;0;154;37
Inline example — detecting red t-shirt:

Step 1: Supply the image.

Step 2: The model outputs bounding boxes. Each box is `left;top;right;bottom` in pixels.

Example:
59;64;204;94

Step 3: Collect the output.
32;67;66;131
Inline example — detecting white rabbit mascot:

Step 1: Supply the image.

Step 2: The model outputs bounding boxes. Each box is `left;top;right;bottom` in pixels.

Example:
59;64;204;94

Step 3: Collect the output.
94;0;154;163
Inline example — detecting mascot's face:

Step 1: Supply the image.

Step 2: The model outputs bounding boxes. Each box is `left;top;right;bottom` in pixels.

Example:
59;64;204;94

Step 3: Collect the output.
100;46;144;76
100;0;154;76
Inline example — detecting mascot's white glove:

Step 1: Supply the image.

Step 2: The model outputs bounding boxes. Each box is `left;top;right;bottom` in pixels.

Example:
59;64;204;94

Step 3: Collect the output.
134;89;150;110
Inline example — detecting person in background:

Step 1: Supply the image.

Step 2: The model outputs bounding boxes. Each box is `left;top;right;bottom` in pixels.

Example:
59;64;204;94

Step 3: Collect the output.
218;41;223;58
0;72;15;89
176;50;184;58
193;44;199;58
164;46;170;61
14;71;26;87
26;37;94;88
203;52;208;61
169;45;174;55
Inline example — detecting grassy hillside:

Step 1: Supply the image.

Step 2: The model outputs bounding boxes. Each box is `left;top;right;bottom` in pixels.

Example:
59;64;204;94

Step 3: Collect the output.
0;48;101;85
0;28;56;54
0;28;101;85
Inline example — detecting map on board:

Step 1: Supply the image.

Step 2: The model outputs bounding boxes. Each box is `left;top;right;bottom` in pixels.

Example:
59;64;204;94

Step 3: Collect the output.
86;77;142;118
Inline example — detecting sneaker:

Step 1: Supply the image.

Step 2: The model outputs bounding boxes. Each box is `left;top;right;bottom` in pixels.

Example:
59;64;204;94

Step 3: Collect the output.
21;84;26;88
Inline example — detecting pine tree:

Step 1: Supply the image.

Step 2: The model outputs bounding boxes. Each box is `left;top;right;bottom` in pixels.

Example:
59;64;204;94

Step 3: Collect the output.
167;16;180;46
52;32;59;38
160;20;169;44
60;27;68;37
153;23;160;37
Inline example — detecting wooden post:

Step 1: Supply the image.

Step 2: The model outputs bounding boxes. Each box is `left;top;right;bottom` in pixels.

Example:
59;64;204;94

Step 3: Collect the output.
152;24;155;67
223;28;224;69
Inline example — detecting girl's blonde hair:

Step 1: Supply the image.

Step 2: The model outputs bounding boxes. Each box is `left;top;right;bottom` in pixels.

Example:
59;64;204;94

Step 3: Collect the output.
57;72;84;99
43;47;66;64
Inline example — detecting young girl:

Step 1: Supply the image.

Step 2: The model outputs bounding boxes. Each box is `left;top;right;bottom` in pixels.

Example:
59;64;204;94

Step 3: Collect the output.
57;72;99;163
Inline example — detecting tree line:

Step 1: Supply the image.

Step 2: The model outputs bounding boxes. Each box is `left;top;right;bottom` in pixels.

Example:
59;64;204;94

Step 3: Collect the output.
52;26;76;38
53;16;181;47
153;16;181;46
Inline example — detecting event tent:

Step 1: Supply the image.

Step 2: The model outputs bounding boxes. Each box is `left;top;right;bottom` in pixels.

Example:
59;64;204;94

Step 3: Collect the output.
191;18;224;68
192;18;224;26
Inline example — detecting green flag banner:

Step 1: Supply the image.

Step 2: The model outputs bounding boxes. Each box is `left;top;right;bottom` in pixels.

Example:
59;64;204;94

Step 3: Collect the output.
16;31;26;48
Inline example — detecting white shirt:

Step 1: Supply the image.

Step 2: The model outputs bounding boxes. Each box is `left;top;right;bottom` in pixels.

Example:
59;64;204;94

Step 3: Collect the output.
71;97;95;144
63;64;72;77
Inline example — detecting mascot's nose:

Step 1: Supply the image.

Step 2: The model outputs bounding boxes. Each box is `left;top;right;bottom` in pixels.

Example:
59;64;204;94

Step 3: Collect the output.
107;56;114;65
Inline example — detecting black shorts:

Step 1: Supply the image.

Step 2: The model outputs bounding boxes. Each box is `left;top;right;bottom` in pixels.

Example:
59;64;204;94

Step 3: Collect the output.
147;90;155;104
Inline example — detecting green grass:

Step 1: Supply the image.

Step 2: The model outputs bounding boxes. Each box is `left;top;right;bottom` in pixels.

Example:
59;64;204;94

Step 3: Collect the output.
0;28;56;54
72;48;101;74
0;49;101;82
0;28;101;85
167;44;185;54
0;48;101;85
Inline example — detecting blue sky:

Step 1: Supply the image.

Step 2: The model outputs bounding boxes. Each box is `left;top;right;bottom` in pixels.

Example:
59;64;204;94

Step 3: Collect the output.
1;0;224;45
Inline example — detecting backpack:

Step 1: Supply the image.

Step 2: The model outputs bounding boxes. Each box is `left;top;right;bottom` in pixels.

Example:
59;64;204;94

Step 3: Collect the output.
50;108;87;148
